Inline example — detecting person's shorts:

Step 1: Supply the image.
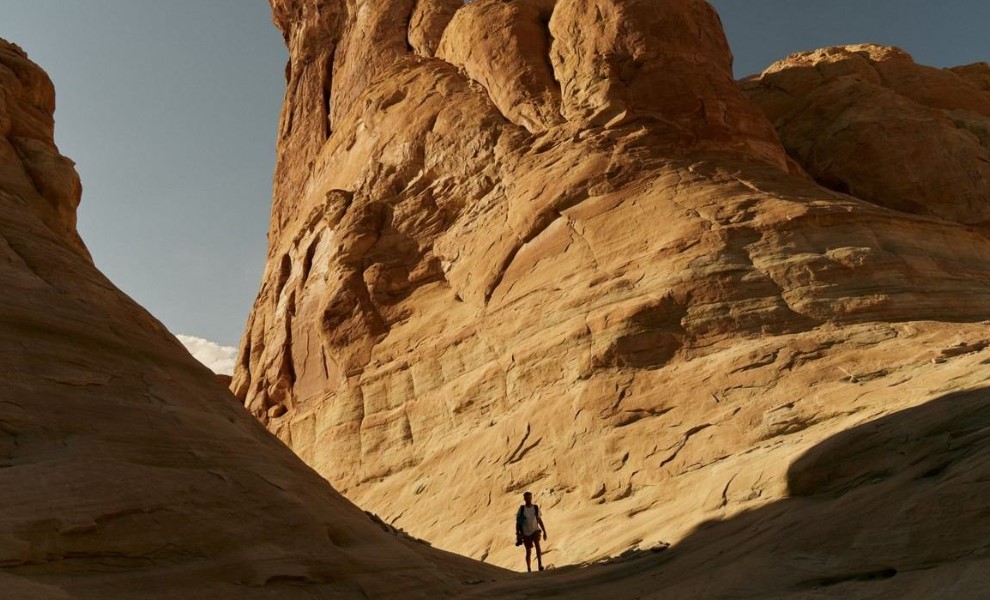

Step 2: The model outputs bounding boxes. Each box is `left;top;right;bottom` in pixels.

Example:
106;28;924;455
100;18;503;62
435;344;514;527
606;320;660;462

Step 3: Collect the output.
522;531;541;549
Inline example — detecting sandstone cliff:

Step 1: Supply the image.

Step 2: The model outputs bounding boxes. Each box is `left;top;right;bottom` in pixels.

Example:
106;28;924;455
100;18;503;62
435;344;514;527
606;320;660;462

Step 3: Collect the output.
7;1;990;597
235;0;990;584
744;44;990;227
0;38;498;598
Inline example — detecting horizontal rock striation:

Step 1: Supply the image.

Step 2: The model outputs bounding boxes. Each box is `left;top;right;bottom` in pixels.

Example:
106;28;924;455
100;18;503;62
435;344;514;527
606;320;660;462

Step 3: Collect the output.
0;38;497;598
235;0;990;579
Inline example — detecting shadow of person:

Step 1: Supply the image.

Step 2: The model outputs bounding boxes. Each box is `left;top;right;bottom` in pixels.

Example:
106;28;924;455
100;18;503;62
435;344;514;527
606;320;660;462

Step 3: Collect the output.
469;387;990;598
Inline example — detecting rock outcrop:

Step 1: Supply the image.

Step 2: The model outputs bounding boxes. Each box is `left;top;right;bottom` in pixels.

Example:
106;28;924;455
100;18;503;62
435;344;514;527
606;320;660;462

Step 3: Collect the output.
744;45;990;226
236;0;990;583
7;1;990;597
0;42;86;258
0;38;498;598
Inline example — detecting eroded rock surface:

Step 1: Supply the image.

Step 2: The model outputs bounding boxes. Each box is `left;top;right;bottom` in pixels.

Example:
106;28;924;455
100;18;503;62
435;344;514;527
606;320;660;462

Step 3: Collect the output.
6;0;990;597
233;0;990;583
0;38;498;598
744;45;990;225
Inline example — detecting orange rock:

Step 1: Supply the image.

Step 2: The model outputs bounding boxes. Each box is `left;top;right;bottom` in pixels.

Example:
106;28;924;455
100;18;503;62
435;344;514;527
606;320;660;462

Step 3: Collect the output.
8;1;990;596
744;44;990;225
409;0;462;58
238;0;990;579
438;0;563;133
0;41;87;258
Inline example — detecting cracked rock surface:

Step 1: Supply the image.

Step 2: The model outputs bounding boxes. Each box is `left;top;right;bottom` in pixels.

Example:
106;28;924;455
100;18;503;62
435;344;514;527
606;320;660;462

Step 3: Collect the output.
234;0;990;581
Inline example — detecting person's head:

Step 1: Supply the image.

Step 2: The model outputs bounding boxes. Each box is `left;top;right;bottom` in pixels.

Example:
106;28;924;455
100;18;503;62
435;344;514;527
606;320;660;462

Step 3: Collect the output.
523;491;533;504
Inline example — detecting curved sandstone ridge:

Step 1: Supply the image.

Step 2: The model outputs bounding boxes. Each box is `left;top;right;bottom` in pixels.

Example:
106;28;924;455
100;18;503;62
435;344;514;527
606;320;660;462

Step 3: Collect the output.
236;0;990;580
744;44;990;225
0;39;498;598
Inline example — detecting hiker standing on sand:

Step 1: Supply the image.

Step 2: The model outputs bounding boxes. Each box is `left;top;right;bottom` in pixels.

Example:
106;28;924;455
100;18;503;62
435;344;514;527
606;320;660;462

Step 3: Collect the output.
515;491;548;572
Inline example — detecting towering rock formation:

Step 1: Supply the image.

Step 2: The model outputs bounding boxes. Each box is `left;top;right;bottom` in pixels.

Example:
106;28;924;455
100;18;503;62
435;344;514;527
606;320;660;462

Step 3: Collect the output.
236;0;990;578
0;38;497;598
7;1;990;597
744;45;990;227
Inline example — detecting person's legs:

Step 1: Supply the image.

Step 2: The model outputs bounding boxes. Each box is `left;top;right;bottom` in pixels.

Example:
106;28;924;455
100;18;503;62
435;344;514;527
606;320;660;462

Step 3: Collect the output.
533;537;544;570
524;537;533;572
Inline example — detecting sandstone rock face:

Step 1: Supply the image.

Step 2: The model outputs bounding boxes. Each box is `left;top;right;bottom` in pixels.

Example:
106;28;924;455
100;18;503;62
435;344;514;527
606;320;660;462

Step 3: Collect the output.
234;0;990;582
437;0;562;133
0;38;497;598
0;42;86;258
11;4;990;597
744;45;990;225
408;0;462;58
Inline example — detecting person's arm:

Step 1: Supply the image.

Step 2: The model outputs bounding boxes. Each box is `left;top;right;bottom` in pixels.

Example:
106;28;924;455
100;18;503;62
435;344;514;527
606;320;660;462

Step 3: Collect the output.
537;509;548;540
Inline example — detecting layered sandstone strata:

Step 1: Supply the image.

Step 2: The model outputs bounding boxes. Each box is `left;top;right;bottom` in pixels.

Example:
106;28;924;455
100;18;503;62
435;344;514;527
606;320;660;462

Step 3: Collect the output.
236;0;990;580
6;0;990;597
0;38;497;598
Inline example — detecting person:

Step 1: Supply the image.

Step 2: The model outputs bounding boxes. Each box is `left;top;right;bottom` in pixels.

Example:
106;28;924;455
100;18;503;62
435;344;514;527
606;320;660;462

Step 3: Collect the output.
515;491;548;572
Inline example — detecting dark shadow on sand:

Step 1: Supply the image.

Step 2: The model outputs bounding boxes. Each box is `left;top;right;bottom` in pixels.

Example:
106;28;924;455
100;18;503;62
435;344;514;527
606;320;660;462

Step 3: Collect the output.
475;386;990;598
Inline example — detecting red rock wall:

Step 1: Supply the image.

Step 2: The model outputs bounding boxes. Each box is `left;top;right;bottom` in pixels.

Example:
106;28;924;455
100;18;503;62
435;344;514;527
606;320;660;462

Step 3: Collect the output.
236;0;990;569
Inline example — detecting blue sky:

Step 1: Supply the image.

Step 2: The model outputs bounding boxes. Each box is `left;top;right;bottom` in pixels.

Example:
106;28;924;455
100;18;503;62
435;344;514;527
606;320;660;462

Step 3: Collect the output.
710;0;990;77
1;0;284;369
1;1;988;371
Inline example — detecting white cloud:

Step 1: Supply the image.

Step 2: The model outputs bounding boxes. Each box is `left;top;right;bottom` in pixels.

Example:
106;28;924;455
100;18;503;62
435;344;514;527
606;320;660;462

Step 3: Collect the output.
177;334;239;375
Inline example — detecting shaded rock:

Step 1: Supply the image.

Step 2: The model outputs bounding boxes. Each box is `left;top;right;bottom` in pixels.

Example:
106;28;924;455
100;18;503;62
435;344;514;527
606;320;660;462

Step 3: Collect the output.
0;42;87;257
744;44;990;225
0;37;499;598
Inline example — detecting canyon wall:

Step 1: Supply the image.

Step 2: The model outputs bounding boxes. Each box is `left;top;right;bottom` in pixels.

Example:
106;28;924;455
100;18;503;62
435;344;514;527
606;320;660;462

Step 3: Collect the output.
6;1;990;597
0;38;497;598
235;0;990;574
